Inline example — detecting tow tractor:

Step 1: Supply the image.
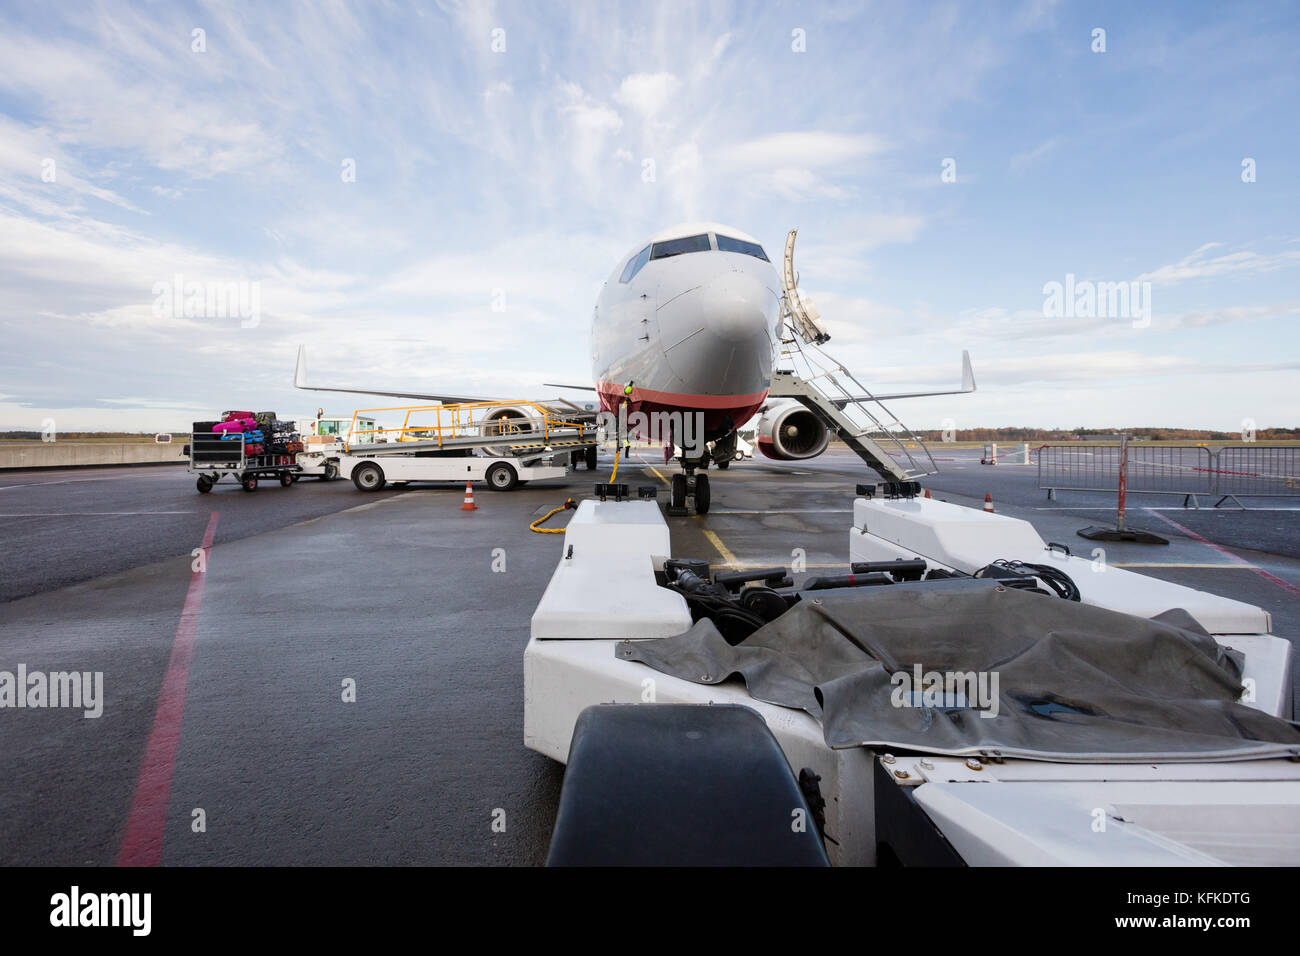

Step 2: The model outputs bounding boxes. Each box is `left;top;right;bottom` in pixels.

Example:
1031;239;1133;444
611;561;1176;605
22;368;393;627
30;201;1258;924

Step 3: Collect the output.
290;413;380;481
335;401;597;492
524;485;1299;866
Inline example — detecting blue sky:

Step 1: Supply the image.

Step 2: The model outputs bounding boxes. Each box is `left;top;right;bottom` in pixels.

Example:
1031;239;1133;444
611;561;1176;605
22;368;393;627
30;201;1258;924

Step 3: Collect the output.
0;0;1297;432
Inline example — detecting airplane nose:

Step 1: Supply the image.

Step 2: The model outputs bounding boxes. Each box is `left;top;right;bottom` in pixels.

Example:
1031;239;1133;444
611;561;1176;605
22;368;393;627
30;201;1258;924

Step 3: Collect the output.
698;271;778;342
656;265;779;399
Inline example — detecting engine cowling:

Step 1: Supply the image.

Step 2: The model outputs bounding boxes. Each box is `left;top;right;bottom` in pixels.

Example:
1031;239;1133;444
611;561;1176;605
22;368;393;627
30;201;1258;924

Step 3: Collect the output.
755;404;829;460
479;404;544;457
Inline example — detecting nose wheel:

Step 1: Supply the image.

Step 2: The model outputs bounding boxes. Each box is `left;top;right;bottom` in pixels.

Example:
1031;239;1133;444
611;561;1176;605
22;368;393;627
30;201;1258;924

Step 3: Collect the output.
668;472;710;515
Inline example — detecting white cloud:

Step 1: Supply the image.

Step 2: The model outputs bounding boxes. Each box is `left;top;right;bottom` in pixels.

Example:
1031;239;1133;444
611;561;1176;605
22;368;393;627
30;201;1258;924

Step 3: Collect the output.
1009;137;1059;172
0;116;145;215
0;31;281;179
613;72;681;118
1138;241;1300;285
765;167;851;201
1176;301;1300;328
702;33;733;75
560;82;623;137
716;131;887;170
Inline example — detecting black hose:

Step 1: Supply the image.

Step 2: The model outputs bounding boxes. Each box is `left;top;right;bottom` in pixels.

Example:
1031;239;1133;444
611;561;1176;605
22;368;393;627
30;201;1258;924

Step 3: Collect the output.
975;559;1081;601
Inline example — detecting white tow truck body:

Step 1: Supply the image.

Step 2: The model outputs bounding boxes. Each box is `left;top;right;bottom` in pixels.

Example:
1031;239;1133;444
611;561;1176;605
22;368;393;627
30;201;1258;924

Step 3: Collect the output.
523;496;1300;866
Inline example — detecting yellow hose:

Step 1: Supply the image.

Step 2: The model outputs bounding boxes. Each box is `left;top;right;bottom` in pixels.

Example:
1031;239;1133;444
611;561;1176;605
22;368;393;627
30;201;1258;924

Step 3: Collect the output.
533;427;626;535
610;392;630;481
530;498;576;534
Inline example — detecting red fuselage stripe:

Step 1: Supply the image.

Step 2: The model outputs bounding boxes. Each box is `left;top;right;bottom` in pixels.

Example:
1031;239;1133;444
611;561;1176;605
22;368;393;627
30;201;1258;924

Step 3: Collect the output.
595;381;768;412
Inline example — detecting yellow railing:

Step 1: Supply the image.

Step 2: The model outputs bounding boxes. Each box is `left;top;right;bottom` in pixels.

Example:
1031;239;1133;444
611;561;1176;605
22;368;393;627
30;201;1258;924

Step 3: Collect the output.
344;401;590;452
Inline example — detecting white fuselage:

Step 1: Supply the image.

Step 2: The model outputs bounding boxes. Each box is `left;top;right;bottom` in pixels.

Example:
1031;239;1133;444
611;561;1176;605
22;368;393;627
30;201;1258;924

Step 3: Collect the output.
591;222;782;441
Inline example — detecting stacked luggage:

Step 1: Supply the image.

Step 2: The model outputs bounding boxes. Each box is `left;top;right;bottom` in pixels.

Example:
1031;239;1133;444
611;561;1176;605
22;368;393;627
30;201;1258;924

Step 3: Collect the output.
264;415;304;454
213;410;263;455
187;409;305;493
201;410;303;457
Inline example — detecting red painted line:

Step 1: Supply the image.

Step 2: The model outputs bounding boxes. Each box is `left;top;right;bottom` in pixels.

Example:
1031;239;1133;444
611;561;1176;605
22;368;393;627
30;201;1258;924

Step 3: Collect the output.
1144;510;1300;597
116;511;219;867
1191;466;1262;477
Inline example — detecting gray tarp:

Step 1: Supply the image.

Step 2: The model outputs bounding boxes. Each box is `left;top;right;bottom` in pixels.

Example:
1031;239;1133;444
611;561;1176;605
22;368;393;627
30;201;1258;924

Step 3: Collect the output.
620;579;1300;762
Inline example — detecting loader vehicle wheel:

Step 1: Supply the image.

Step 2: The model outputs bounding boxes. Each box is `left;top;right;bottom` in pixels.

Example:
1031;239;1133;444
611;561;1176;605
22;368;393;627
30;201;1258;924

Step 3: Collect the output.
352;462;386;492
486;461;518;491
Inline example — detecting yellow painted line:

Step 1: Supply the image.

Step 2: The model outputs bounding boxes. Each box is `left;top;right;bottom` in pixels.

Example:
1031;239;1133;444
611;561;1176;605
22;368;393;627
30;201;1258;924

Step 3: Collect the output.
702;529;740;566
1112;562;1258;569
633;453;671;487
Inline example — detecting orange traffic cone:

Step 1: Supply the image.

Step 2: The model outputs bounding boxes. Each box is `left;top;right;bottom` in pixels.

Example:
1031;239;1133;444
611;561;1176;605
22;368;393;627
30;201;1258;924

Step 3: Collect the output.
461;481;478;511
983;492;994;513
923;488;932;499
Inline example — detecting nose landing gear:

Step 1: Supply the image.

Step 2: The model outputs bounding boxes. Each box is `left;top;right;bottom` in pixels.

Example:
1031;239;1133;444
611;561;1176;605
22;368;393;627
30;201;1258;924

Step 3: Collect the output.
668;461;711;516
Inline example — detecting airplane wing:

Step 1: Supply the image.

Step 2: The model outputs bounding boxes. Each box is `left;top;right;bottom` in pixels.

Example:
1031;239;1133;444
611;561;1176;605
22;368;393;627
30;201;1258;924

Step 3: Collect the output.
292;346;600;415
830;351;975;405
294;346;499;403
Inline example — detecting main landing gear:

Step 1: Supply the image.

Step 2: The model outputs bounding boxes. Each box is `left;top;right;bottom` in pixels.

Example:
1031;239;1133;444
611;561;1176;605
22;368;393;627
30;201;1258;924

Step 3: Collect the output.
710;432;738;472
667;456;711;516
570;446;600;470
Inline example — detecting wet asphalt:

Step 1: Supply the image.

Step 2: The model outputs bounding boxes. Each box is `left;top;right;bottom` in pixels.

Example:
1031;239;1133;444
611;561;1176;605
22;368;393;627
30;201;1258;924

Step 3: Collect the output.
0;448;1296;864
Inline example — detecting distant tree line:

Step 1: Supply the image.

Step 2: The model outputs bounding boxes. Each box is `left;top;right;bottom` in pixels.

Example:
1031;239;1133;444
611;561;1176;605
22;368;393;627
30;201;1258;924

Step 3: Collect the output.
913;426;1300;442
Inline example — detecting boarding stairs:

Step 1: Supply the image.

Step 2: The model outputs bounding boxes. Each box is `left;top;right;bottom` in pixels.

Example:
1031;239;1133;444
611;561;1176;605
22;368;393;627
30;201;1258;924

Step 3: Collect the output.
774;230;937;483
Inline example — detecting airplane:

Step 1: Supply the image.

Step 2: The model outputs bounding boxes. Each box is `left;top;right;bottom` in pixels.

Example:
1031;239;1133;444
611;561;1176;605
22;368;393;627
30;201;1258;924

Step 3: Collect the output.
294;221;974;513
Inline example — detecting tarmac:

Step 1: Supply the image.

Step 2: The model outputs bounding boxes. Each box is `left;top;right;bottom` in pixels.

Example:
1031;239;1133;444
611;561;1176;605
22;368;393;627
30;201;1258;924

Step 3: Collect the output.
1;447;1297;865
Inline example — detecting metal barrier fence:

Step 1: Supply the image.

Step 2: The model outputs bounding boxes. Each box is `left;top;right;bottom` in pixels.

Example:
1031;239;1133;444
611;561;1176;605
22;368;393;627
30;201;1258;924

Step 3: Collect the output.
1037;442;1300;507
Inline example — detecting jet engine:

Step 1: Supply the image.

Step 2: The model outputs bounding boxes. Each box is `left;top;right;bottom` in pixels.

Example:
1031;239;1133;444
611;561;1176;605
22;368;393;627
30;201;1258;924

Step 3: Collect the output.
755;404;829;460
479;404;544;457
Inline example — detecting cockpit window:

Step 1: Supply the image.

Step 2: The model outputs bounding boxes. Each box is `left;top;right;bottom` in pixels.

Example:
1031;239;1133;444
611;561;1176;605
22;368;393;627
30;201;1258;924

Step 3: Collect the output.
620;244;651;282
629;244;651;280
650;233;711;260
716;234;769;262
